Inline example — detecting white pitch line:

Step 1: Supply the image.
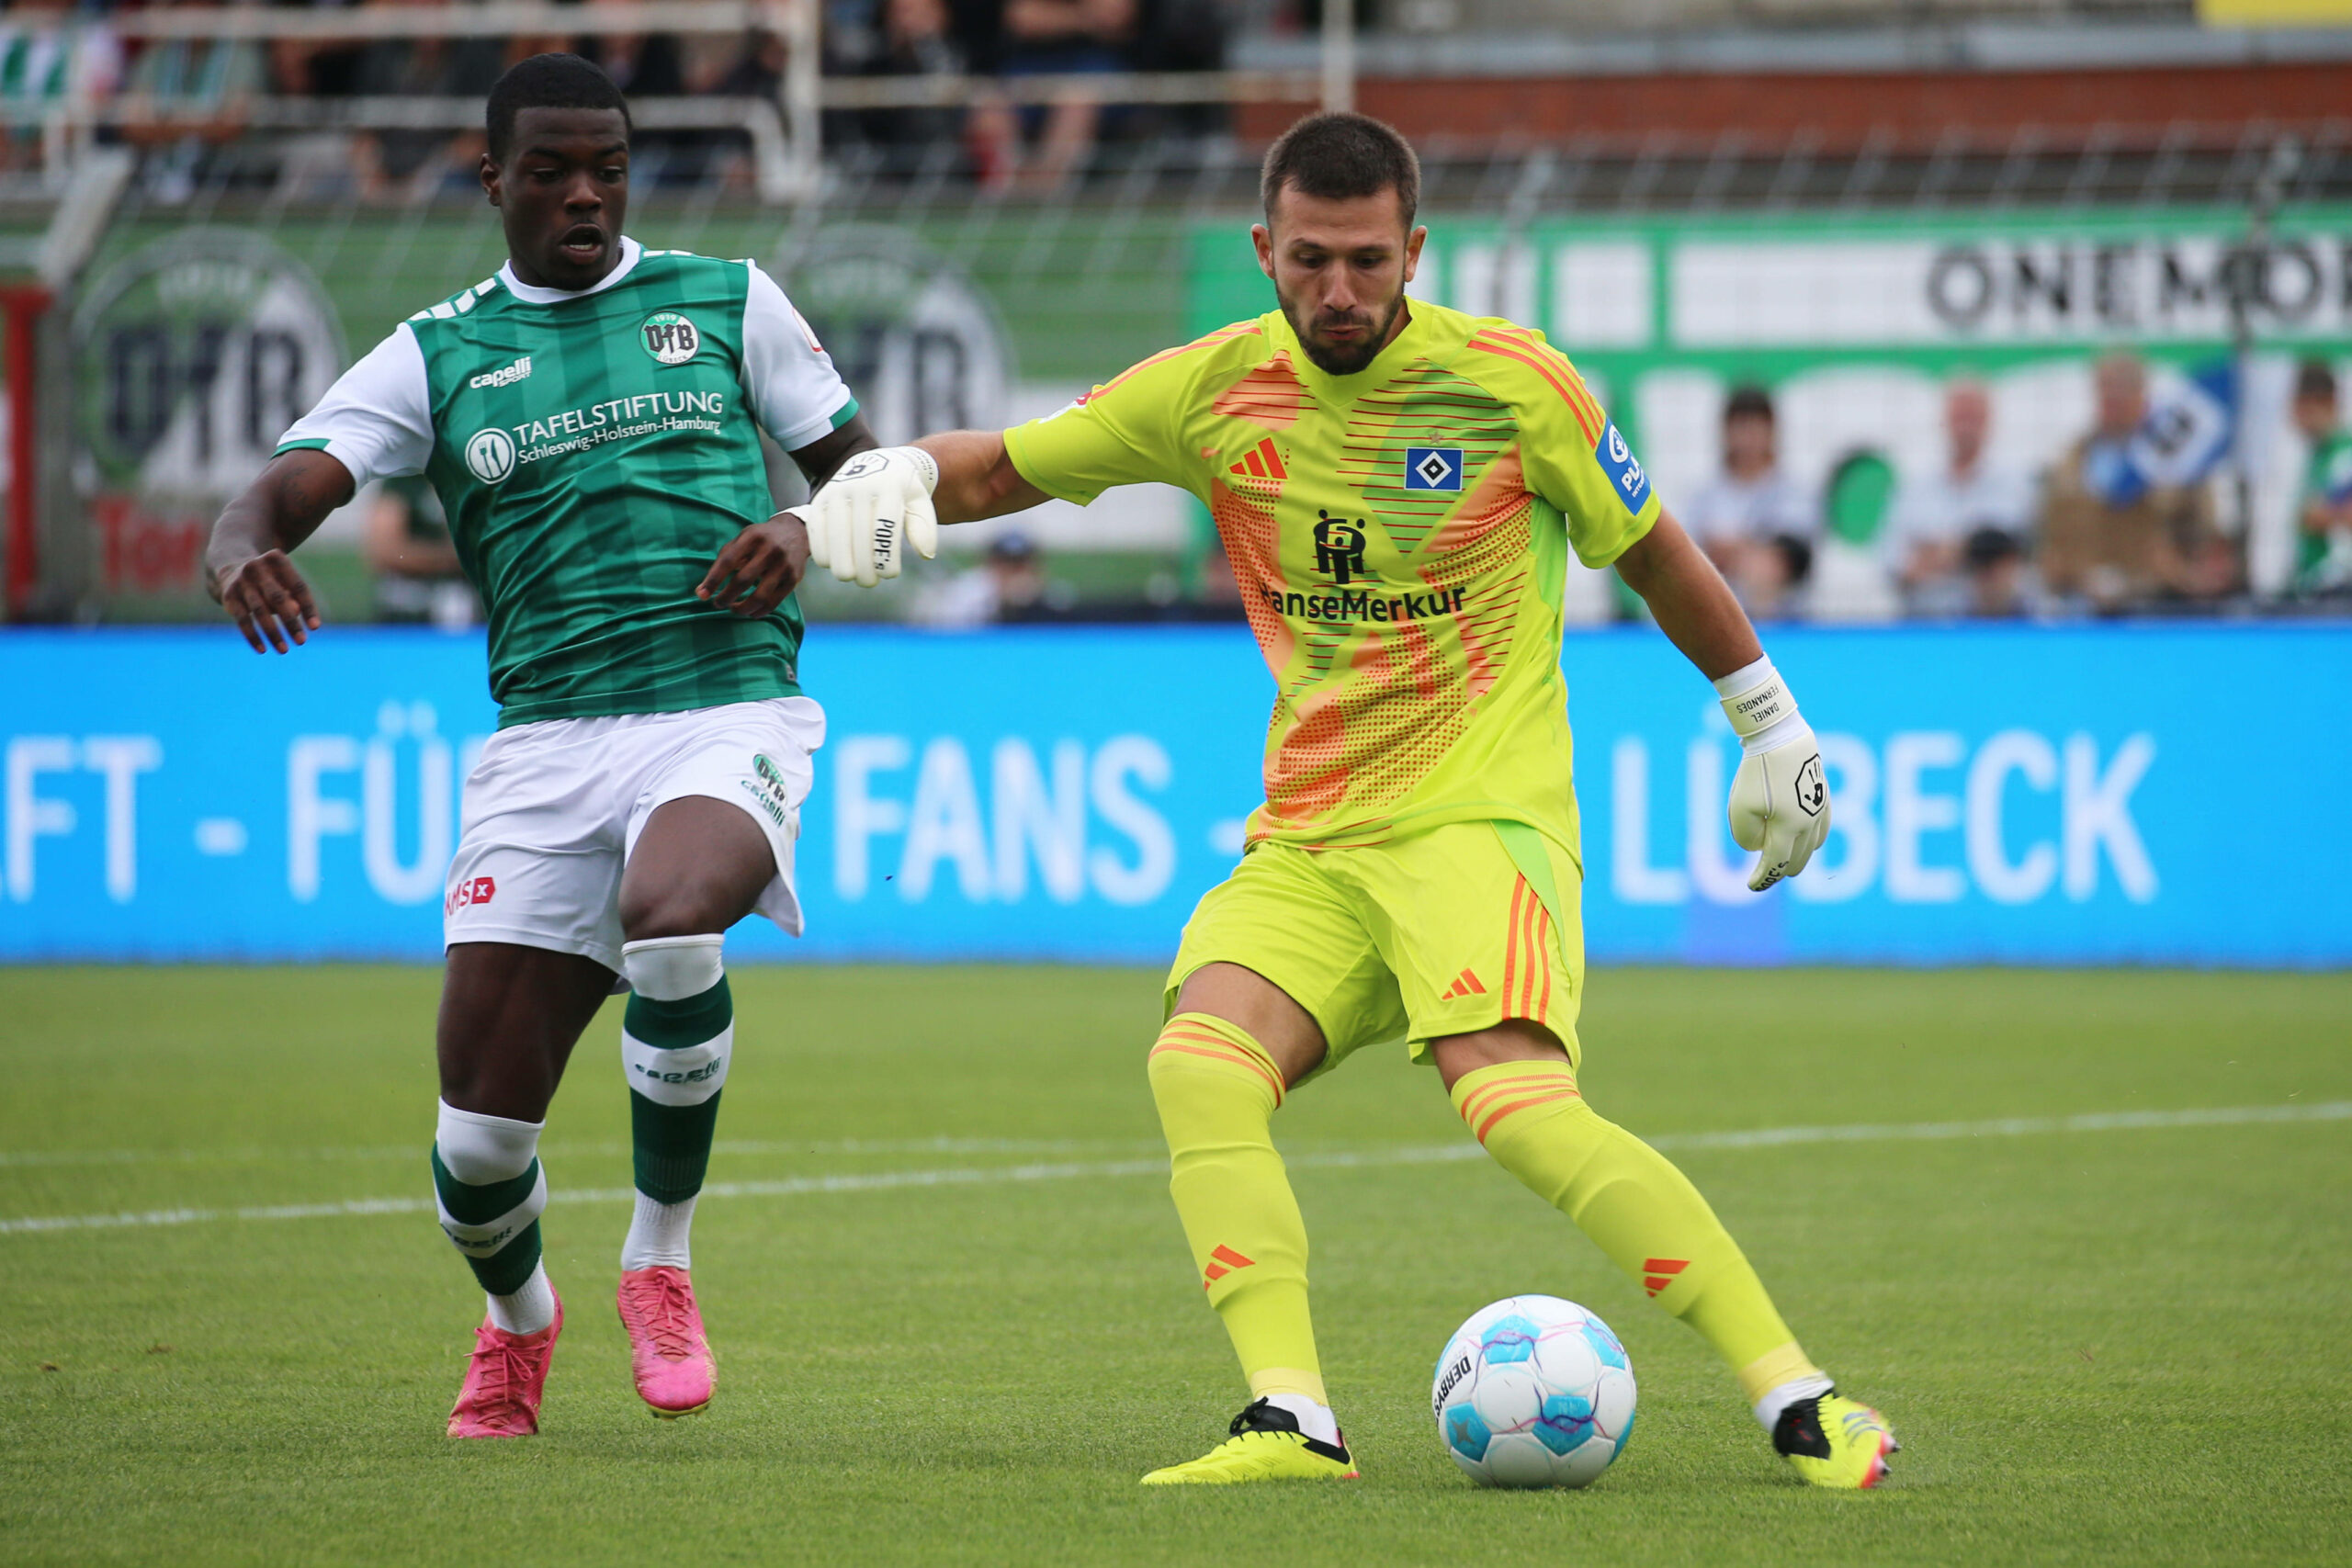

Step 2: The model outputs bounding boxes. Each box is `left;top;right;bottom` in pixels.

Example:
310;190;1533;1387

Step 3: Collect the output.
1643;1100;2352;1152
1;1100;2344;1238
0;1135;1165;1170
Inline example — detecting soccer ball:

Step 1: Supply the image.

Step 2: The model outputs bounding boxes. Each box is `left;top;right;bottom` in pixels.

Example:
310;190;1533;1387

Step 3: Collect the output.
1430;1295;1636;1488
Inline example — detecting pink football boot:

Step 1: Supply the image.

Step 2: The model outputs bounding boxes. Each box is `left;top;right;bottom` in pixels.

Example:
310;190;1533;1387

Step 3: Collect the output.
616;1268;715;1417
447;1292;563;1438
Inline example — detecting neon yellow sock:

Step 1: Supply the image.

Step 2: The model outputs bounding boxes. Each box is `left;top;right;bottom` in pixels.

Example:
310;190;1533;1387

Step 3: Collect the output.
1146;1012;1326;1405
1452;1059;1823;1404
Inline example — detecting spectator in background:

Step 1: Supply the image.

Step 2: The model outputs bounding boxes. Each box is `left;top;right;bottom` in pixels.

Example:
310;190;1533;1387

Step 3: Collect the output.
119;0;268;202
1887;378;2034;617
349;0;503;201
713;26;788;99
0;0;122;171
366;476;481;629
2289;359;2352;596
913;532;1072;625
2041;351;2232;613
697;26;788;188
1680;384;1815;619
839;0;968;165
576;0;691;177
578;0;685;98
1130;0;1226;138
967;0;1136;191
1961;525;2030;619
266;0;365;103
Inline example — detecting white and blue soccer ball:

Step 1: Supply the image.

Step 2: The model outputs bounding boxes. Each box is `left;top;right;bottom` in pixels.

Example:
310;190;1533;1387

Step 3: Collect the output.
1431;1295;1636;1488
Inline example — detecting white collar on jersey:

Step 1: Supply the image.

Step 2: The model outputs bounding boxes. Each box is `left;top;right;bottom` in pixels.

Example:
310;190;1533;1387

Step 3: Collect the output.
497;235;644;304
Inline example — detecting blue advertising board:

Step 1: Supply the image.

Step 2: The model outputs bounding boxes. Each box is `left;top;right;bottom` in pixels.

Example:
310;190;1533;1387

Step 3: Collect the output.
2;624;2346;966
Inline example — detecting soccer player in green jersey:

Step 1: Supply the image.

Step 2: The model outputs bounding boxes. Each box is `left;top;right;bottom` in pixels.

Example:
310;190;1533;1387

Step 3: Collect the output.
203;55;876;1438
798;113;1899;1488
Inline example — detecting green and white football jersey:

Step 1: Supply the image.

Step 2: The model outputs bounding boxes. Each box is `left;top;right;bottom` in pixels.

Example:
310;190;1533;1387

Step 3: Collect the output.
277;238;858;727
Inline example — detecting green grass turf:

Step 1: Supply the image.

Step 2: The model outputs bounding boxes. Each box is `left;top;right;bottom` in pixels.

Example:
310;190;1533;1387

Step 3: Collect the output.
1;965;2347;1566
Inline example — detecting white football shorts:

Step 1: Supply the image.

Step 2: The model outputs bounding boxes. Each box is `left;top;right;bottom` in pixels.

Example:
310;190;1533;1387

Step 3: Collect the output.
442;696;824;972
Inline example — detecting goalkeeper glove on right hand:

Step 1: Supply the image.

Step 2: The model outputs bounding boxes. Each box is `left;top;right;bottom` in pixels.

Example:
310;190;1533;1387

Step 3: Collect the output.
796;446;940;588
1717;658;1831;893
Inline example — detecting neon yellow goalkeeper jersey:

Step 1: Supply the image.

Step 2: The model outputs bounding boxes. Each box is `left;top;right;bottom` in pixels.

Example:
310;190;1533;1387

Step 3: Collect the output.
1004;300;1661;853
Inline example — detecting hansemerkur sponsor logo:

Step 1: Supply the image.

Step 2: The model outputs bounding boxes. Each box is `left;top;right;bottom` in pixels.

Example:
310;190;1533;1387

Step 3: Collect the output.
1263;583;1470;625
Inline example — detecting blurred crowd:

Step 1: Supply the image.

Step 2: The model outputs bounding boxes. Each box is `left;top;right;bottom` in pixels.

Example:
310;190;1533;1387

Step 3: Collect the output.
824;0;1227;187
0;0;812;194
1680;354;2352;624
0;0;1237;194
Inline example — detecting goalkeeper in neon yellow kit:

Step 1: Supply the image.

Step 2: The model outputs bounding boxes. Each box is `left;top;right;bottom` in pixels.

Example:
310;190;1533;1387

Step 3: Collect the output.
797;113;1896;1490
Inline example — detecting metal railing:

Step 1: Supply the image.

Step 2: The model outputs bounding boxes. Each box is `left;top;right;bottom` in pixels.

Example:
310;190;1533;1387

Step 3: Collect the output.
12;96;804;204
67;0;1361;198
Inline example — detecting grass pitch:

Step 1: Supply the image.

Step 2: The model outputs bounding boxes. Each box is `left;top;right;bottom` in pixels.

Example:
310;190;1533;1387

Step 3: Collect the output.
2;964;2346;1566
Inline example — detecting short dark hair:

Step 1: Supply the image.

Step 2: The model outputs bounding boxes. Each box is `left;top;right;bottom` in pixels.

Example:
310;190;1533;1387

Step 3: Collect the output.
487;53;630;162
1261;112;1421;227
1724;385;1776;423
1963;525;2025;569
2296;357;2337;402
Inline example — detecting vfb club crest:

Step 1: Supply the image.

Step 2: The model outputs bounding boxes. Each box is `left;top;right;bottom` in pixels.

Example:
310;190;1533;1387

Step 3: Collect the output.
1314;511;1369;585
640;310;700;366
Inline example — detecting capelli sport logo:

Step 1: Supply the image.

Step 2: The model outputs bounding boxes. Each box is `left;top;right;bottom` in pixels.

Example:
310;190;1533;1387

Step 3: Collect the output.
469;355;531;389
640;310;700;366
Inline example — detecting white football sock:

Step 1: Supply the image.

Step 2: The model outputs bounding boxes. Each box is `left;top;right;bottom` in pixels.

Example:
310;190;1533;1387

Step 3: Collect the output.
620;1191;696;1271
1263;1392;1340;1447
488;1260;557;1337
1754;1372;1836;1433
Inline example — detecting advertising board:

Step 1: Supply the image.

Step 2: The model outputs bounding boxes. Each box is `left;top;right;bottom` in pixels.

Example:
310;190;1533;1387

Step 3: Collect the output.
5;624;2344;967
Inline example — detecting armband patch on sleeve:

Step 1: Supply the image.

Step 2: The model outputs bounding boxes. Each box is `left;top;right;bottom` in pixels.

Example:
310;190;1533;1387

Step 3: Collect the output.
1597;421;1651;514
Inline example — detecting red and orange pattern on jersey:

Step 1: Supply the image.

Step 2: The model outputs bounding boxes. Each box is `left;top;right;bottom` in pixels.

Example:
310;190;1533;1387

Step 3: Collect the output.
1002;299;1659;854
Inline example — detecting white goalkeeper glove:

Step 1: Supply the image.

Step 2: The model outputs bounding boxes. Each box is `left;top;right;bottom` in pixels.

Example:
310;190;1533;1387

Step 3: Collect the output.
797;446;940;588
1717;657;1831;893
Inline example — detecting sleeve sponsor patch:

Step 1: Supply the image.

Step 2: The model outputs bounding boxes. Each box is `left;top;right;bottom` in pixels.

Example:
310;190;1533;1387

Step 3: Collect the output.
1597;422;1651;514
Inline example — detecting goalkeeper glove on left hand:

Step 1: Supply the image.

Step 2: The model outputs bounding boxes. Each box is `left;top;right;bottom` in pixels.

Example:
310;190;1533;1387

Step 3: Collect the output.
796;446;940;588
1717;658;1831;893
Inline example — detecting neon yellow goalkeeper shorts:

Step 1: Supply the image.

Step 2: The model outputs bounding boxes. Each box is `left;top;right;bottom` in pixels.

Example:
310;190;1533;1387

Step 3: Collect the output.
1163;819;1585;1078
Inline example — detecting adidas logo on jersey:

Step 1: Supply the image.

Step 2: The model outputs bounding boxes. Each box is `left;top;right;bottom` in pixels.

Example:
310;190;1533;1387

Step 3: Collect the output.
469;355;533;390
1227;437;1287;486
